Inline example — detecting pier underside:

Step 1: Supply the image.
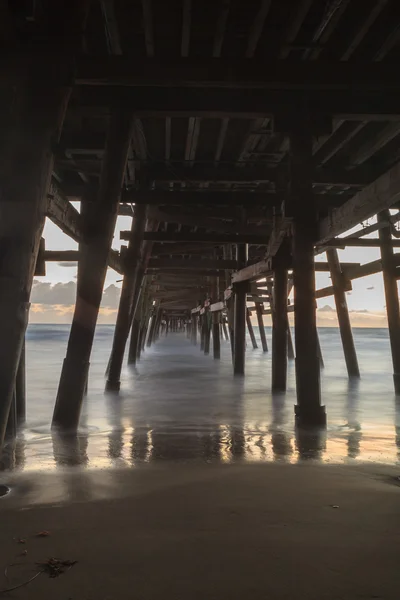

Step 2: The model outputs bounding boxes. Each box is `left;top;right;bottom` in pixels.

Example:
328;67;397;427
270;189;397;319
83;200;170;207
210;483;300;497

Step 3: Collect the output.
2;3;400;454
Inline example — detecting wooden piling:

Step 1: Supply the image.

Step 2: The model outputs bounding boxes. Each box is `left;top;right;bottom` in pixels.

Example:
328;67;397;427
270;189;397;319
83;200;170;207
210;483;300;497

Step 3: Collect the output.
378;210;400;393
53;110;134;429
15;339;26;425
191;313;198;345
200;314;206;351
146;309;157;347
255;304;268;352
212;312;221;359
233;244;248;375
327;248;359;377
289;119;326;427
272;263;288;391
204;312;211;355
222;320;229;342
106;205;148;390
246;309;258;349
287;321;295;359
128;319;141;366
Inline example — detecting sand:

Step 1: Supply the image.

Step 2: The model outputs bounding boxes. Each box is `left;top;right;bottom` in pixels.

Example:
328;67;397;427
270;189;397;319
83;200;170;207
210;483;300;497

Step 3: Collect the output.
0;462;399;599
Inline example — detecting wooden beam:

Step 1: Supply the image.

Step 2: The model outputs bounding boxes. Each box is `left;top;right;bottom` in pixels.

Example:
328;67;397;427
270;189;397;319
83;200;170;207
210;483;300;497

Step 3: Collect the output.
147;258;238;270
181;0;191;57
72;85;400;121
46;189;122;273
319;161;400;243
75;56;400;91
350;122;400;166
319;238;400;248
145;207;270;235
143;163;368;187
47;182;81;242
124;231;268;244
340;0;389;61
246;0;271;58
141;0;155;57
213;1;230;57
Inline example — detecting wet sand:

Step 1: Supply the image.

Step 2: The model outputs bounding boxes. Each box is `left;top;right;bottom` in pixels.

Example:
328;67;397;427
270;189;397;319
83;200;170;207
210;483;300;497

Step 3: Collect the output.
1;462;399;599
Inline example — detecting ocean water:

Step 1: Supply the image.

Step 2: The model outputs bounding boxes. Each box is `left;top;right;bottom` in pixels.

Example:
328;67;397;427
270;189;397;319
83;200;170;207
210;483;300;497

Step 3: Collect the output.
2;325;400;471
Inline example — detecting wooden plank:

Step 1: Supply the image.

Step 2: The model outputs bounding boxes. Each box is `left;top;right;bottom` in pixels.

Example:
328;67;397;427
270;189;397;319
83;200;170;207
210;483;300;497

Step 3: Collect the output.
319;161;400;243
120;189;354;206
232;259;270;283
47;182;81;242
210;301;224;312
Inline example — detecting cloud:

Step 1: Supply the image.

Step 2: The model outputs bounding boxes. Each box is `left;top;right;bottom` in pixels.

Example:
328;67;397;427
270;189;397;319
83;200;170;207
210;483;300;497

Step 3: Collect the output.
31;280;121;308
57;262;78;268
31;281;76;305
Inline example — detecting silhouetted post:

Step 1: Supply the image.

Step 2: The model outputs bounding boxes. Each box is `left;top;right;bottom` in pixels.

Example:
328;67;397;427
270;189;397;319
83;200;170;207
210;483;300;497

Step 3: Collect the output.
106;205;148;390
272;261;288;391
15;339;26;425
246;309;258;349
327;248;359;376
379;210;400;393
200;312;206;351
288;114;325;427
287;320;295;359
233;244;248;375
0;2;90;446
255;303;268;352
53;111;134;429
204;309;211;355
222;320;229;342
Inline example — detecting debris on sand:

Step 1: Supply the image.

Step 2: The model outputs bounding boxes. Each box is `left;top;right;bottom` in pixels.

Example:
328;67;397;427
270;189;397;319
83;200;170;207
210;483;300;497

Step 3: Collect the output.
36;531;50;538
37;558;77;578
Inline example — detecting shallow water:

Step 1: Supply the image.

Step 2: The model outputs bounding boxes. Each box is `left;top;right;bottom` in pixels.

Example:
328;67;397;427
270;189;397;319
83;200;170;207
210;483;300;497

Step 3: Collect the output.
2;325;400;471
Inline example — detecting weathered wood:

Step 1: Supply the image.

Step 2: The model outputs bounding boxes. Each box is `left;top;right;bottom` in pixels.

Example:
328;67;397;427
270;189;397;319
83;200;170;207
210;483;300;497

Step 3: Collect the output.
272;264;287;391
119;189;351;208
106;204;148;390
319;160;400;243
327;248;360;377
246;309;258;349
204;311;211;355
47;193;122;272
0;60;74;446
255;303;268;352
233;245;248;375
378;211;400;393
289;119;325;427
53;110;134;429
15;339;26;425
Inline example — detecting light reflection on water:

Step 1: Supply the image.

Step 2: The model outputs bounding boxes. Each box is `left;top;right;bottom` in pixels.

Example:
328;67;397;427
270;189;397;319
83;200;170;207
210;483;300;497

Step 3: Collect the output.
1;325;400;471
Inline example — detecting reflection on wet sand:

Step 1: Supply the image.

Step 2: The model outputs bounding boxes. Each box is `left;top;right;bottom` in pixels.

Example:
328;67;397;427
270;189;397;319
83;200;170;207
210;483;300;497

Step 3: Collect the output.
346;378;362;459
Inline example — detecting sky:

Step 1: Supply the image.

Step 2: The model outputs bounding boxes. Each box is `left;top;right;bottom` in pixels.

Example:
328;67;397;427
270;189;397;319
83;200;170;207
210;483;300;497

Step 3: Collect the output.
31;205;399;327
